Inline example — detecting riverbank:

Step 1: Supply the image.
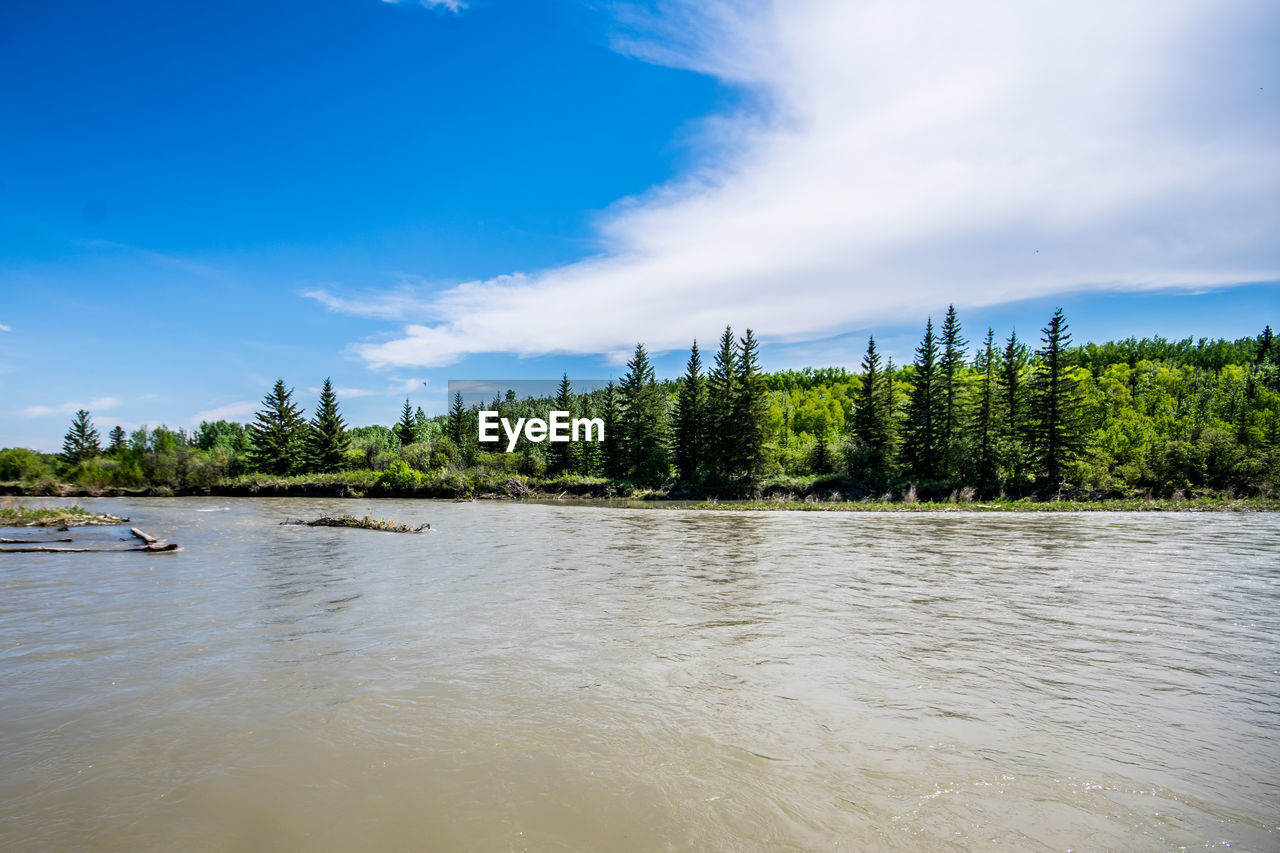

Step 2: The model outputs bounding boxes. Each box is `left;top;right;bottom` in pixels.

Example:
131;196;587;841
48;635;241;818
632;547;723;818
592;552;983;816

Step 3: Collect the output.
3;475;1277;511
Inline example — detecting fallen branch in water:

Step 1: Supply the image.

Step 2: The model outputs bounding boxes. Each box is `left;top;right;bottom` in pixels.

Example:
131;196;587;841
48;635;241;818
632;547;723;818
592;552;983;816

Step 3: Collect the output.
1;542;179;553
1;536;74;544
281;514;429;533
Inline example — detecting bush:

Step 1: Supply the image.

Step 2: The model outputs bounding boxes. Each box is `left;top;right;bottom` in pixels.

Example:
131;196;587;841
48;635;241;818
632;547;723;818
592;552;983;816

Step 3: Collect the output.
375;460;424;493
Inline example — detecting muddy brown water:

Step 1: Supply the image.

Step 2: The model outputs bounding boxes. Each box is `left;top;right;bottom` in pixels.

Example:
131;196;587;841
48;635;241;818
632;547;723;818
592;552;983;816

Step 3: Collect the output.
2;498;1277;850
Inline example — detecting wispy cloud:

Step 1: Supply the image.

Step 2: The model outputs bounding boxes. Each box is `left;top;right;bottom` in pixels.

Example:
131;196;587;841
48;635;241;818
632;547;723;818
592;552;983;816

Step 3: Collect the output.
22;396;122;418
350;0;1279;368
190;401;258;424
0;322;11;332
80;239;221;279
381;0;467;12
302;286;439;321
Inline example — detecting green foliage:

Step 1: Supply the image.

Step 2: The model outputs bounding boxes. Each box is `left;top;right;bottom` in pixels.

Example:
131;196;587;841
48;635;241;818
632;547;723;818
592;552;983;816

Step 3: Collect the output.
0;447;55;482
375;460;426;492
1029;309;1086;485
307;378;351;473
248;379;306;475
902;319;944;478
852;336;892;472
706;325;738;479
395;398;417;448
61;409;100;465
619;342;669;482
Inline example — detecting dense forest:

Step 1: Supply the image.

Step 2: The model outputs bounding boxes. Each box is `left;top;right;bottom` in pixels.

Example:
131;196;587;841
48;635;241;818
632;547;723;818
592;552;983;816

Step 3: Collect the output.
3;309;1278;501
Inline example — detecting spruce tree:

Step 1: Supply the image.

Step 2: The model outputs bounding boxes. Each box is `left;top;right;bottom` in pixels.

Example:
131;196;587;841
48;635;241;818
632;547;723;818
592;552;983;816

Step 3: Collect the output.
61;409;101;464
1258;325;1274;365
882;356;898;469
938;304;968;476
306;378;350;473
902;319;944;479
733;329;769;480
108;425;127;455
448;392;466;445
853;336;891;471
395;398;416;447
1029;308;1085;486
248;379;305;475
999;330;1030;482
600;381;624;479
970;329;999;490
550;373;574;474
578;393;597;476
707;325;739;479
619;343;668;481
673;340;707;481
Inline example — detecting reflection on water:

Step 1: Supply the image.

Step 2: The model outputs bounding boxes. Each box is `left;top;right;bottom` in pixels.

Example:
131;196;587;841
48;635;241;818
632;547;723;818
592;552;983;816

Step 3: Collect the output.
1;499;1277;851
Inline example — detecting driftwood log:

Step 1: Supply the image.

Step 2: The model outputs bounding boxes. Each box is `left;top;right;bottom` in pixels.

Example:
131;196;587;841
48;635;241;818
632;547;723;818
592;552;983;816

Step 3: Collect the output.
1;527;178;554
0;543;179;554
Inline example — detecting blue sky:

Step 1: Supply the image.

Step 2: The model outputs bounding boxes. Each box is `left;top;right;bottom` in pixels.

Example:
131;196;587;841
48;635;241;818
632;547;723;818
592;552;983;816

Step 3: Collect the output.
2;0;1277;450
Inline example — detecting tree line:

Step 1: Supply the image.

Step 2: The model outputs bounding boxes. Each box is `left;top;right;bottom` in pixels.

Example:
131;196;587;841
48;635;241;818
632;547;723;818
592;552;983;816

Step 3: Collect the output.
5;309;1278;498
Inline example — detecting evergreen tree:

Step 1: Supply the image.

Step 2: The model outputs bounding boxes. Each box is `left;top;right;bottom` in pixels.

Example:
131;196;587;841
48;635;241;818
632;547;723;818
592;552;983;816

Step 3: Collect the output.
395;398;416;447
448;392;466;445
883;356;898;468
600;381;624;479
550;373;575;474
306;378;350;473
619;343;669;481
970;329;999;489
733;329;769;480
248;379;305;475
673;340;707;480
1257;325;1273;365
707;325;739;479
999;330;1030;482
108;425;127;455
1029;308;1085;486
61;409;100;464
938;304;968;475
853;336;891;470
902;319;944;479
579;393;597;476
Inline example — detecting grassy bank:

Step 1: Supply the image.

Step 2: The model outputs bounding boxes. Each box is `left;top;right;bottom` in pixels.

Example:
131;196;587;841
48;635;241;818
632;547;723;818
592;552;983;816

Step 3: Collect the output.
0;503;129;527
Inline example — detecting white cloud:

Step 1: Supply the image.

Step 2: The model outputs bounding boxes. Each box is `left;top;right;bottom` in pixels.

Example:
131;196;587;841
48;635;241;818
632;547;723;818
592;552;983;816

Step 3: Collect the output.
302;287;439;321
191;401;258;424
348;0;1279;368
22;396;122;418
381;0;466;12
0;322;11;332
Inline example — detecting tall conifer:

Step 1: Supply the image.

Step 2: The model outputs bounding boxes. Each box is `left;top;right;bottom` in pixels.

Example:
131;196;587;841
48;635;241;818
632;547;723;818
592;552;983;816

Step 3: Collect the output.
902;319;944;479
448;392;466;445
248;379;305;475
1029;308;1084;485
61;409;100;464
939;304;967;476
673;340;707;480
550;373;575;474
306;378;350;473
395;398;416;447
971;329;998;489
707;325;739;479
600;381;623;479
853;336;891;471
619;343;668;481
733;329;769;480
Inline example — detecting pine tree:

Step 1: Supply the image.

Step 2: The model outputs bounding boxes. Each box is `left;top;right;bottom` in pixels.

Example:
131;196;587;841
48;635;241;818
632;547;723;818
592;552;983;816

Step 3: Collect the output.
733;329;769;480
61;409;101;464
970;329;999;489
448;392;466;445
938;304;968;476
673;340;707;481
600;381;624;479
550;373;574;474
1029;308;1085;486
619;343;669;481
108;425;127;455
1258;325;1274;365
902;319;944;479
248;379;305;475
306;378;350;473
395;398;416;447
707;325;739;479
853;336;891;471
883;356;898;468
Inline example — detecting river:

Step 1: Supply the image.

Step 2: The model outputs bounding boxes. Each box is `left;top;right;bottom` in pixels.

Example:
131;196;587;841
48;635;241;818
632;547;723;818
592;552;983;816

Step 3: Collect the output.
1;498;1277;851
